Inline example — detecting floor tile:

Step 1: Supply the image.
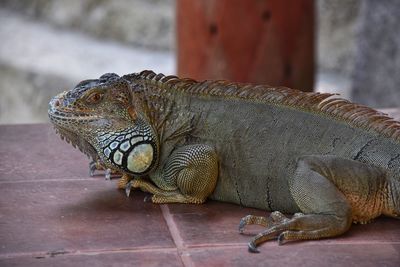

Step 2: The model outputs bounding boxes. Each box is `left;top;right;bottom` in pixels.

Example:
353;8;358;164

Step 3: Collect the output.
0;180;174;255
0;124;90;182
165;200;266;247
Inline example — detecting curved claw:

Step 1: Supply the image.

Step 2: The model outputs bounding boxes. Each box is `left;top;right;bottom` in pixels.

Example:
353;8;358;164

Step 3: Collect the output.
105;169;111;180
248;242;260;253
125;181;132;197
238;216;249;234
143;195;153;202
277;233;286;246
89;161;97;177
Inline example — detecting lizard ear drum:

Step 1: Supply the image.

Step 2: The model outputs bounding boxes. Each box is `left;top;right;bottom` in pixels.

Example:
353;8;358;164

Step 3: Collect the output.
110;81;132;106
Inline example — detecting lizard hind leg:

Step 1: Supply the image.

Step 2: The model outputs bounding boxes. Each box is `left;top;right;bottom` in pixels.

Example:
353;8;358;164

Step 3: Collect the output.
242;155;387;253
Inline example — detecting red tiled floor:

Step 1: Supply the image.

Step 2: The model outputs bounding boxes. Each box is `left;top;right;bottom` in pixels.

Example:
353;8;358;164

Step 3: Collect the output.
1;123;400;266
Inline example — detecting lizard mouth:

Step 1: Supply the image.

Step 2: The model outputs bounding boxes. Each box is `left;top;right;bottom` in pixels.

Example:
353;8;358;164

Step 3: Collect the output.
48;95;100;123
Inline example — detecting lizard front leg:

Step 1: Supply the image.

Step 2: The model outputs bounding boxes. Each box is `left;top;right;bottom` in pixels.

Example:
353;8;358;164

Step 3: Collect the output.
137;144;218;204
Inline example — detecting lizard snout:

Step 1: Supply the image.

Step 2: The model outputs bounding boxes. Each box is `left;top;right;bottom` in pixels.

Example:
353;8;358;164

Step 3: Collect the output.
48;91;70;111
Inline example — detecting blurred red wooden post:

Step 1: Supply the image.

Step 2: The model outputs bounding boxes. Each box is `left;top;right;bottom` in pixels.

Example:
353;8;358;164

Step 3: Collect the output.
177;0;314;92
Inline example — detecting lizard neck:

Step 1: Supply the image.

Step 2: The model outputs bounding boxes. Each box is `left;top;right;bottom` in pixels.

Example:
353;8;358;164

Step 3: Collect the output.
125;76;196;165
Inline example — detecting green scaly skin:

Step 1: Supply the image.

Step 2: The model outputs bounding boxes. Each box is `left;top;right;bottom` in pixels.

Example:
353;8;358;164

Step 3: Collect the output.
49;71;400;253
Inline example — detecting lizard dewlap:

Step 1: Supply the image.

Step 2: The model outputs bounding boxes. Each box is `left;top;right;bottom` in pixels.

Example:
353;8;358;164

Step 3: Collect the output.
49;70;400;253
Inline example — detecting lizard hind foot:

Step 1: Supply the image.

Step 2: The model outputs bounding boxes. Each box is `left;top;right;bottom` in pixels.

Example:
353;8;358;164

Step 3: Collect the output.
246;212;351;252
239;211;293;253
238;211;289;234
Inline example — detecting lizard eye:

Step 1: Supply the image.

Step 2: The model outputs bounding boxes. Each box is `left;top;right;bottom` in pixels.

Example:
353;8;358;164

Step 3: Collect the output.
86;91;103;104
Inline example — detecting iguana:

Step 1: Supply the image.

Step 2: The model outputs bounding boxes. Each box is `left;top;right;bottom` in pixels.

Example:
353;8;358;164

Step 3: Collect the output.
48;70;400;253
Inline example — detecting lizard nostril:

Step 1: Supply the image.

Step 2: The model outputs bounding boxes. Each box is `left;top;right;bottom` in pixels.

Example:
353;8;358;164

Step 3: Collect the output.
54;100;60;107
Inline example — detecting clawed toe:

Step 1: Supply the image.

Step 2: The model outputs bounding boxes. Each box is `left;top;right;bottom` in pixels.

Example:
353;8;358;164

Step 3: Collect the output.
89;161;98;177
238;215;252;234
238;214;271;235
105;168;112;180
277;232;286;246
125;181;133;197
248;242;260;253
143;195;153;202
89;161;119;180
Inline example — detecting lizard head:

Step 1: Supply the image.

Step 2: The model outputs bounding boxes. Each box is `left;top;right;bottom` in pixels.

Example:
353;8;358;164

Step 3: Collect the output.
49;73;133;135
49;73;159;175
48;73;134;158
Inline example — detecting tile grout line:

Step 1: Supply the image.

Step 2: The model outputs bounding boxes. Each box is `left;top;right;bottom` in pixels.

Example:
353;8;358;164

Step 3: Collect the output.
0;177;119;184
160;204;195;267
0;246;179;260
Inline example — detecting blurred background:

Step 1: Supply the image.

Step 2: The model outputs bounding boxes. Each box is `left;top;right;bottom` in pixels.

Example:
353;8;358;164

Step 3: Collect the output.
0;0;399;124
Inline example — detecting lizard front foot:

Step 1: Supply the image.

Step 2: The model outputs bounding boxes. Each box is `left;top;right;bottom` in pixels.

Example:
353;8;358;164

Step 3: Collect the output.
124;177;157;198
124;178;206;204
89;160;120;180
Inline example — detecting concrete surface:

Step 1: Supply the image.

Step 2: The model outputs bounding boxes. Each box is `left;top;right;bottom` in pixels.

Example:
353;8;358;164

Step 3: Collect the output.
0;9;175;124
351;0;400;108
0;120;400;266
317;0;360;77
315;0;360;100
0;0;175;51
